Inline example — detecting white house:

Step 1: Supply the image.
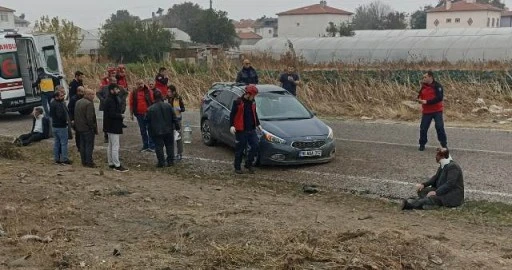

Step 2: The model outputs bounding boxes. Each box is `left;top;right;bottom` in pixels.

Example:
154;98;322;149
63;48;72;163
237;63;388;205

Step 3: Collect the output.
254;17;278;38
233;19;256;34
0;6;16;30
276;1;353;38
426;0;503;29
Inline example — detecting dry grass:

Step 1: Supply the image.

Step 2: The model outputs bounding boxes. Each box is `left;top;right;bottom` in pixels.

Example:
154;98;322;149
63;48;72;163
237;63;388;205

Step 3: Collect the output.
63;56;512;122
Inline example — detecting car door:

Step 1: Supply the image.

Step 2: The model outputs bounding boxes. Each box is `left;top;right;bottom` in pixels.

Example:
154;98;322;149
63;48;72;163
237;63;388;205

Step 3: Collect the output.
208;89;234;144
219;90;240;147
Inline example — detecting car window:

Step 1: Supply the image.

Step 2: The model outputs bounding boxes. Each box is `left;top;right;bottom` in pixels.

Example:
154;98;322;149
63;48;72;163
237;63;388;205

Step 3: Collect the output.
216;90;237;108
256;92;312;120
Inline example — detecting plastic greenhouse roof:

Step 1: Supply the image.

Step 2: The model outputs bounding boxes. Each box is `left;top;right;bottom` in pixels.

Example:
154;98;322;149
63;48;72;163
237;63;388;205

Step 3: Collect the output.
253;28;512;63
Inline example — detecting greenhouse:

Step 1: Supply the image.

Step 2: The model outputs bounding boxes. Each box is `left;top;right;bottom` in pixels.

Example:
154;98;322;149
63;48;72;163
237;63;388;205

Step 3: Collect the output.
252;28;512;64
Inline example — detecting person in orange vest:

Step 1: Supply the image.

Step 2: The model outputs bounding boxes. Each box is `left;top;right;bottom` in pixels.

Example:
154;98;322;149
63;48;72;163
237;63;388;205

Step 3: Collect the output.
116;64;128;89
154;67;169;97
100;67;116;88
229;84;262;174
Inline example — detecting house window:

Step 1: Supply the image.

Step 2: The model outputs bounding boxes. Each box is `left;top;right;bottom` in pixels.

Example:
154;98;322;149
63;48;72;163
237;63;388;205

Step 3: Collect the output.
268;29;272;34
492;18;495;27
497;18;500;27
488;18;490;27
296;22;300;26
0;13;8;22
446;18;452;23
455;18;460;23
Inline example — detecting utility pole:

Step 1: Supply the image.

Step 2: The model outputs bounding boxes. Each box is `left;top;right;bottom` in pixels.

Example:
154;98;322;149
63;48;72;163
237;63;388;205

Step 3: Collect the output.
210;0;212;10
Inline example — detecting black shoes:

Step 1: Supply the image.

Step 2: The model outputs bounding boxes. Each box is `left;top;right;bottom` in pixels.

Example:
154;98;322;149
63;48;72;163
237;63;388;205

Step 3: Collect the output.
418;145;425;151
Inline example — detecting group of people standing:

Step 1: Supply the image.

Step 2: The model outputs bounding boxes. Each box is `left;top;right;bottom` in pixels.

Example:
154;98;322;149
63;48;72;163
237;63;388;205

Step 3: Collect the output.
24;65;186;171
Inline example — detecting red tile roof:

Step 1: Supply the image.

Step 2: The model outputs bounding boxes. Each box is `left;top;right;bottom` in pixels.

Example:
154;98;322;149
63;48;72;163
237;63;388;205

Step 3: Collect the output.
502;11;512;17
277;3;353;16
427;1;503;13
233;19;255;29
237;32;262;40
0;6;15;12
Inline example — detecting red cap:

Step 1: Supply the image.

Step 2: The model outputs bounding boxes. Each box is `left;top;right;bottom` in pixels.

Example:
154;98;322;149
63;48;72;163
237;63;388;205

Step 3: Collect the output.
245;84;258;96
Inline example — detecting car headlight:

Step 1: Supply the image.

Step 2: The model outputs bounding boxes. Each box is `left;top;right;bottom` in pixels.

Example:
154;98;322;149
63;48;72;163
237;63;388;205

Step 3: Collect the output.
327;126;334;140
262;130;286;144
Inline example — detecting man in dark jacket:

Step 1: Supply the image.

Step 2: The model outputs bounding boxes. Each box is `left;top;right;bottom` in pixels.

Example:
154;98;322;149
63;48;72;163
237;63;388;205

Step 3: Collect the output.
417;71;447;151
68;71;84;99
13;107;49;146
68;86;84;150
279;65;300;96
33;67;63;115
229;84;261;174
104;84;128;172
97;76;117;143
74;89;98;168
50;90;71;165
236;59;258;85
401;148;464;210
147;90;180;167
167;85;186;161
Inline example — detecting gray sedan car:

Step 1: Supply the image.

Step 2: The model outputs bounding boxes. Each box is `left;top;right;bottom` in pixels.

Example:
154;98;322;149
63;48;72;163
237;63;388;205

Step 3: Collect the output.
200;83;336;165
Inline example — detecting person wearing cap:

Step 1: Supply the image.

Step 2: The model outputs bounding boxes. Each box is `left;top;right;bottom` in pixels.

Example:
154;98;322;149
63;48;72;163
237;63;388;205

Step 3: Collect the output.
229;84;261;174
401;148;464;210
236;59;258;85
155;67;169;97
100;67;116;88
69;71;84;99
116;65;128;89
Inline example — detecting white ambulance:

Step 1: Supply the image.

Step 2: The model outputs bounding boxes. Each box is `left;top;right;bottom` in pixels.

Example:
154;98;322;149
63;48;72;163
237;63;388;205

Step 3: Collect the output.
0;31;67;115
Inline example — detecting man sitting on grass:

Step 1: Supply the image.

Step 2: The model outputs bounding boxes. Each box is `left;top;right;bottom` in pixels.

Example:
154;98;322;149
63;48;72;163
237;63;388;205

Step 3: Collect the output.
13;107;50;147
401;148;464;210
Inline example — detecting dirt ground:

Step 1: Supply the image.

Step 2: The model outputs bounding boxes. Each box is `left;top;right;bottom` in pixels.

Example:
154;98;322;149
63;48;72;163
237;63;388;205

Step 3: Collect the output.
0;140;512;270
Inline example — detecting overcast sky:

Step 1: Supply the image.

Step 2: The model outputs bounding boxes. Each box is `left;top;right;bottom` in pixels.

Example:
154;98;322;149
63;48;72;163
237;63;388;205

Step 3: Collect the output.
4;0;512;29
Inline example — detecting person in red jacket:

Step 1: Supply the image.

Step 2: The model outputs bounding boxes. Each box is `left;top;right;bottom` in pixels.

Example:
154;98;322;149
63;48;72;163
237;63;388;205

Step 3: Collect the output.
229;84;262;174
417;71;447;151
129;79;155;152
154;67;169;97
100;67;116;87
116;64;128;89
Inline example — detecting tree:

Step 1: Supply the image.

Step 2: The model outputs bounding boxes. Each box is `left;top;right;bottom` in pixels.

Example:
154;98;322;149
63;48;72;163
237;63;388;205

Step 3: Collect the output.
339;22;355;37
164;2;237;47
100;10;174;63
34;16;83;57
352;1;406;30
326;22;338;37
410;5;433;29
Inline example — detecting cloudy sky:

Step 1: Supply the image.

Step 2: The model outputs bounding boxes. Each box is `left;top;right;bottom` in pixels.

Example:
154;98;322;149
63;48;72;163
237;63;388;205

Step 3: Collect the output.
4;0;512;29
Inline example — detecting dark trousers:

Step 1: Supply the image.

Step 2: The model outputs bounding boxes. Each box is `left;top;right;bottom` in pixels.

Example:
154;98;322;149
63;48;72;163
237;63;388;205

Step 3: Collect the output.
136;114;155;150
79;131;95;166
234;130;259;170
419;111;447;147
19;132;44;146
153;133;174;166
74;130;81;151
406;187;443;210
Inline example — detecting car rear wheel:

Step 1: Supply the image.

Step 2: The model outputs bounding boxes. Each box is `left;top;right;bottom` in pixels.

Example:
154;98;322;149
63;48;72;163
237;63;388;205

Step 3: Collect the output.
201;119;216;146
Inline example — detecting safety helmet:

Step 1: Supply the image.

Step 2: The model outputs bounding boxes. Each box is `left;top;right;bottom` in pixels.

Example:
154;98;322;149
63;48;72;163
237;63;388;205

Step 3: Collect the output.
117;64;126;71
245;84;258;96
107;66;116;75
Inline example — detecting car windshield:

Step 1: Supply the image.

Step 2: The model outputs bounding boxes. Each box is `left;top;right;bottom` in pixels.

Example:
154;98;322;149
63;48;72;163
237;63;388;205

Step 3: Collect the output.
256;91;313;121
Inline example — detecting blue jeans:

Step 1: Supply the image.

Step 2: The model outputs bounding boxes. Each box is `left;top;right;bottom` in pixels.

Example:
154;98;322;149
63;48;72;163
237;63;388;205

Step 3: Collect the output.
41;92;54;116
419;112;447;147
234;130;259;170
53;127;69;162
135;114;154;150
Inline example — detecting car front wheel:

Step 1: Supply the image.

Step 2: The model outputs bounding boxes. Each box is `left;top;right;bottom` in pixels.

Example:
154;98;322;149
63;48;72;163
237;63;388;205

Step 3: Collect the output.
201;119;216;146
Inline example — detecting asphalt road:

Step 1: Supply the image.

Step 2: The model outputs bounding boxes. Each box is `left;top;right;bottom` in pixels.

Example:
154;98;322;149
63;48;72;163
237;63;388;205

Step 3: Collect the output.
2;107;512;204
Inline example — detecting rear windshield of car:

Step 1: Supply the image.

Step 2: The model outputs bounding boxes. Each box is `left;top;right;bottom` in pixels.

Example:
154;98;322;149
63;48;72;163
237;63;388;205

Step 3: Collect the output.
0;52;21;80
256;92;312;121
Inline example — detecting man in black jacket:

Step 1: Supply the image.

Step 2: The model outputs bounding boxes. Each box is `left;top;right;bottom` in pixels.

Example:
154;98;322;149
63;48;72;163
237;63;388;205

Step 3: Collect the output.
147;90;180;167
104;84;128;172
50;90;71;165
401;148;464;210
68;71;84;99
236;59;259;85
68;86;84;150
97;76;117;143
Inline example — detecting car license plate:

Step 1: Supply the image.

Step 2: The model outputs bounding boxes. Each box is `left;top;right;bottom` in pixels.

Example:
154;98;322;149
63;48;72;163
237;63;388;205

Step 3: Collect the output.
5;97;25;107
299;150;322;157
